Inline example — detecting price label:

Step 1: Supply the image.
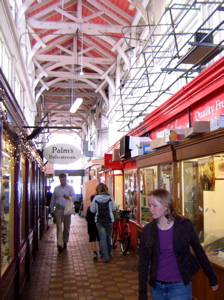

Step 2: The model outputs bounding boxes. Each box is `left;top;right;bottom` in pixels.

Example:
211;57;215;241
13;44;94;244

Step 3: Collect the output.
217;251;224;259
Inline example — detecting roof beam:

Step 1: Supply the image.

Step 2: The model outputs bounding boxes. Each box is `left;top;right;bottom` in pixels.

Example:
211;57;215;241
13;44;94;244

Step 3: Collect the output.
86;0;129;26
47;71;102;79
35;54;114;64
47;82;94;89
43;91;99;97
27;18;124;34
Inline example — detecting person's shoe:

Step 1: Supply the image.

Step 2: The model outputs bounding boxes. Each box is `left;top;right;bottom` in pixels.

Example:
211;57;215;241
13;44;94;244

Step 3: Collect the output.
93;251;98;260
58;246;63;253
99;250;103;257
63;243;67;249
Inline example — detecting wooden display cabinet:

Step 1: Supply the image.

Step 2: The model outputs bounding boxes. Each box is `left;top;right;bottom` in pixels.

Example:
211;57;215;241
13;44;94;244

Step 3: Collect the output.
174;129;224;299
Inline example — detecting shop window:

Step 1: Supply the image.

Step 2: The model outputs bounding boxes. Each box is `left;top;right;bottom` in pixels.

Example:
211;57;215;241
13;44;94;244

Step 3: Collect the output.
2;48;11;83
1;139;14;275
124;169;137;220
139;166;158;225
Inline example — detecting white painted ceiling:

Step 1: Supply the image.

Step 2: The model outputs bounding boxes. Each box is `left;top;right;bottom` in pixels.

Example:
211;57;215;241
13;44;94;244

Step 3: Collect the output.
23;0;143;136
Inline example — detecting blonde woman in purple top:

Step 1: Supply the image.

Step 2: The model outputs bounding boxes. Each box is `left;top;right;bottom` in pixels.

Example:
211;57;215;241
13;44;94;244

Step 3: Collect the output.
138;188;218;300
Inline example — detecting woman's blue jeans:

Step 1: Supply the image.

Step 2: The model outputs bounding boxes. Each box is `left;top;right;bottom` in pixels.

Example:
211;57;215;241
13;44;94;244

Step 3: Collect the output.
150;281;192;300
96;223;113;262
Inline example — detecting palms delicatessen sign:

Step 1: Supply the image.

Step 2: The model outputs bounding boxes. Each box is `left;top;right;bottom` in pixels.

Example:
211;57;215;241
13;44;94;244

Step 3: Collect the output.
44;144;81;164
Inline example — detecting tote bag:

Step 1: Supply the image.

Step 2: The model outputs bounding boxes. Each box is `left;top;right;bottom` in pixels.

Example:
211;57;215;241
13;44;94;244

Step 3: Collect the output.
64;199;75;215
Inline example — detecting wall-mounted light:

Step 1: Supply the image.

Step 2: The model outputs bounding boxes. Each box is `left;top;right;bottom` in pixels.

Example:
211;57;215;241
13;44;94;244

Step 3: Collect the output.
124;45;135;58
70;97;83;113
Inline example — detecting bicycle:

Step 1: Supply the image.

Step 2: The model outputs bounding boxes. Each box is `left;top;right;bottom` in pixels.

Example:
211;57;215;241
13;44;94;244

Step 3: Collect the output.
111;210;132;254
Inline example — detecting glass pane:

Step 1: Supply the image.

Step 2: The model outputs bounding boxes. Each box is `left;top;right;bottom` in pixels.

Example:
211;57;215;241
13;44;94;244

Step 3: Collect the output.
1;147;14;275
124;169;137;220
160;163;173;194
203;155;224;266
140;166;158;225
29;162;34;229
20;156;26;244
3;48;10;82
182;155;224;247
182;160;198;227
107;176;113;196
114;175;123;211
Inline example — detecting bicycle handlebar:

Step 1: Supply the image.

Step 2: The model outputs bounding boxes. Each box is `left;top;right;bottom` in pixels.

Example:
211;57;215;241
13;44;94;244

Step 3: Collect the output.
118;209;133;213
118;210;132;219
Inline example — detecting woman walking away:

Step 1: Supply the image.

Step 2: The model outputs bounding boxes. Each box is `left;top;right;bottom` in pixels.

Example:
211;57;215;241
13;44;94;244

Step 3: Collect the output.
90;183;116;263
86;195;101;260
138;188;218;300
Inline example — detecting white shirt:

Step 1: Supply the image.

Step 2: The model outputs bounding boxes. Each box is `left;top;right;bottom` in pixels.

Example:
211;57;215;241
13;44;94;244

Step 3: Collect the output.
50;184;76;211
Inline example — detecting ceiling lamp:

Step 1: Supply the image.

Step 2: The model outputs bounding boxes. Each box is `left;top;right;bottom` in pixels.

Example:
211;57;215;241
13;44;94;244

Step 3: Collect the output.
70;98;83;113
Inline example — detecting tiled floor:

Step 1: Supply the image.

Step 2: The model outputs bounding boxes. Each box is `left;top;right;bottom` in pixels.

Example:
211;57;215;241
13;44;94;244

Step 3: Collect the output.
21;214;152;300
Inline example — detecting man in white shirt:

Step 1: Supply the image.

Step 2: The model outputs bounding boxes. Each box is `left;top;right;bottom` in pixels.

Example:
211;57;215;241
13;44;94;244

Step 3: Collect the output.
50;173;76;252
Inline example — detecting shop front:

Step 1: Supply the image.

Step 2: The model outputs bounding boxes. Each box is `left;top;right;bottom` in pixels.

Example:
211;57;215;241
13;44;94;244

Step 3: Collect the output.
0;76;45;299
105;57;224;299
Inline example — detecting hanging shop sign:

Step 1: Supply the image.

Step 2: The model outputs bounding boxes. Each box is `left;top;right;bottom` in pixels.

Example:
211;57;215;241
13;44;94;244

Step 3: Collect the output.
44;144;81;164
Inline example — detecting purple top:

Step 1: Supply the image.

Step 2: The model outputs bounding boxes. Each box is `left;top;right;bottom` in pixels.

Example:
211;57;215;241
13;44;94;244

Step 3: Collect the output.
156;225;182;282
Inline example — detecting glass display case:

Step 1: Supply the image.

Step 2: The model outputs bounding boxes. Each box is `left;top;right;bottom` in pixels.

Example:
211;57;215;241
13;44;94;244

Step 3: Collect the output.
20;154;26;244
124;169;137;220
1;136;14;276
107;173;113;197
182;153;224;266
139;166;158;225
159;163;173;194
182;160;198;228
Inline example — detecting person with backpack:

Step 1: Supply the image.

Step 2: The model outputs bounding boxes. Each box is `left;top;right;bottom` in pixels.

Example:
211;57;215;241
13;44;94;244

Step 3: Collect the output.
90;183;117;263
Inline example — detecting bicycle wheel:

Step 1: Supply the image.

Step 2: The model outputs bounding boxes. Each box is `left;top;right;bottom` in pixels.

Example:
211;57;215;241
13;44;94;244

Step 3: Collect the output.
120;224;131;254
111;225;118;249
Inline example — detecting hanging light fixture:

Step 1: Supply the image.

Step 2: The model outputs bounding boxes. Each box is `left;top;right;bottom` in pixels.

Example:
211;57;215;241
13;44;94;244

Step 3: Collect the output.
124;45;135;58
70;97;83;113
79;30;84;75
69;78;83;113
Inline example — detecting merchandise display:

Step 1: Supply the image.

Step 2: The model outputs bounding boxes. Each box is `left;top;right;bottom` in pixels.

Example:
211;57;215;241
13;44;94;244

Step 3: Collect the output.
139;164;173;225
182;154;224;267
124;169;137;221
204;237;224;268
1;140;13;276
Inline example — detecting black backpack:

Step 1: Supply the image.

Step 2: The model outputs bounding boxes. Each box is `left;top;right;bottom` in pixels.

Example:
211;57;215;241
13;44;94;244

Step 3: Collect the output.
95;199;112;223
